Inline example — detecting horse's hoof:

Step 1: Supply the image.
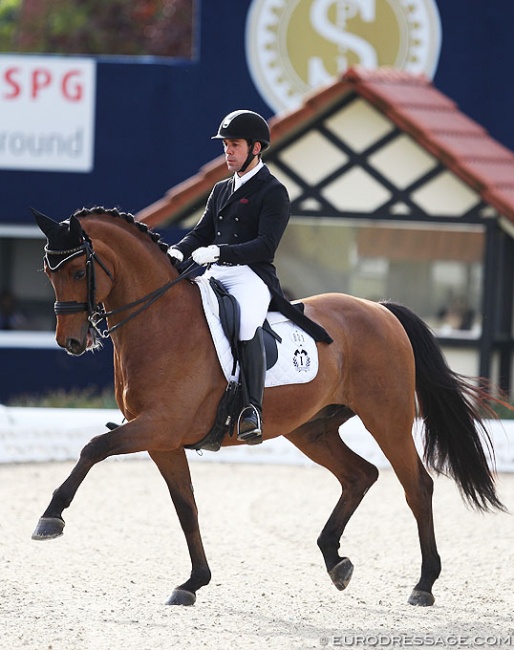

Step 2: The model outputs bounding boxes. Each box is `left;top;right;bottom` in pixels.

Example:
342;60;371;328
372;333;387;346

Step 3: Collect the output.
408;589;435;606
166;589;196;606
329;557;354;591
31;517;65;541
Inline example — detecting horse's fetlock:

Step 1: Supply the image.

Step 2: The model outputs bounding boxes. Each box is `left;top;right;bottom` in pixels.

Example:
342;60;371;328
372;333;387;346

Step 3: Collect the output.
192;566;211;587
317;531;338;555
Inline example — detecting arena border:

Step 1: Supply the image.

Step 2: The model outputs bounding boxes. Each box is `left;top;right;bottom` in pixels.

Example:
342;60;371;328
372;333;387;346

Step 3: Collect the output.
0;406;512;471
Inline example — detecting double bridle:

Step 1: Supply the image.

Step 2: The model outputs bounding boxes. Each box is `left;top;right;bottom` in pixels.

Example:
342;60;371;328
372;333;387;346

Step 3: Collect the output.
45;236;196;339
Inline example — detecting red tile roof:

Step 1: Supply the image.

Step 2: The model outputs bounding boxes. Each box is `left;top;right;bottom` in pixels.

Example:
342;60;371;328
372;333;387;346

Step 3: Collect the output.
137;66;514;227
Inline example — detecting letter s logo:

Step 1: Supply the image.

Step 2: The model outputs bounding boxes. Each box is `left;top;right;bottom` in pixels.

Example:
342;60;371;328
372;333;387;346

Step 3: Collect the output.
308;0;378;86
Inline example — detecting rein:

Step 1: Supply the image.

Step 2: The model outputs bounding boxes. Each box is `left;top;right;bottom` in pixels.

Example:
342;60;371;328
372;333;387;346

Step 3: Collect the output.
90;261;197;338
46;238;197;339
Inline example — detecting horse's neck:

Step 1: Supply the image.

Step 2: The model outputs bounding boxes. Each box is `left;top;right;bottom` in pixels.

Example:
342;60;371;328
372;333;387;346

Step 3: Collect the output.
105;258;204;350
84;218;170;307
83;219;211;377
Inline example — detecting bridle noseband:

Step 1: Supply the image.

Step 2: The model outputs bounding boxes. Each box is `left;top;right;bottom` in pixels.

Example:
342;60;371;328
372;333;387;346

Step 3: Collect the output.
45;237;196;339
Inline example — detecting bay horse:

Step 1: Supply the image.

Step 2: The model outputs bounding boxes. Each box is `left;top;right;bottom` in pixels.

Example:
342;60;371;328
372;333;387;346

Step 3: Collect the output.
32;206;505;608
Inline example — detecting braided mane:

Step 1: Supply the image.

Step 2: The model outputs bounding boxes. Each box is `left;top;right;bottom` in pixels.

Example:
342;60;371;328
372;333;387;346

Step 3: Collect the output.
72;206;170;255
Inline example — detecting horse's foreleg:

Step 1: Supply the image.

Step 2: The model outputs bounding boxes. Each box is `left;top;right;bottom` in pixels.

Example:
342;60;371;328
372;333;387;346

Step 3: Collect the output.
148;449;211;606
32;422;150;541
286;420;379;593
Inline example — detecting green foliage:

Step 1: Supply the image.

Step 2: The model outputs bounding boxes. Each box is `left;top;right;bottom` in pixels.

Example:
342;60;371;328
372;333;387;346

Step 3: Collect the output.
488;398;514;420
0;0;194;57
7;386;118;408
0;0;20;50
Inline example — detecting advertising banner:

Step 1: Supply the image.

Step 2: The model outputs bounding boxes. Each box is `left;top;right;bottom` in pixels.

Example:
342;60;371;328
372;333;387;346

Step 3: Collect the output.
0;55;96;173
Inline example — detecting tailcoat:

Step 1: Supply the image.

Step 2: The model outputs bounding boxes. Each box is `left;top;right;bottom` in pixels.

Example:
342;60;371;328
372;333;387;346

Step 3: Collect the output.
175;165;332;343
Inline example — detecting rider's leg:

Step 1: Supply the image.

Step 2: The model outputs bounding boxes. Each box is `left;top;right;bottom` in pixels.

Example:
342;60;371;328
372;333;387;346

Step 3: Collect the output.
237;326;266;444
205;265;270;444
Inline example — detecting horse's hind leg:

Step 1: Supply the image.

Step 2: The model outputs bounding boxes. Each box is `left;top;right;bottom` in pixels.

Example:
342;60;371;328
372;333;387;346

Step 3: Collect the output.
148;449;211;606
286;418;379;593
362;414;441;606
381;438;440;606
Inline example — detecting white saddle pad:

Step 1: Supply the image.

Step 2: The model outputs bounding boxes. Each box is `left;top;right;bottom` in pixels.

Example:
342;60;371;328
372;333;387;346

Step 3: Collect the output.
194;276;319;387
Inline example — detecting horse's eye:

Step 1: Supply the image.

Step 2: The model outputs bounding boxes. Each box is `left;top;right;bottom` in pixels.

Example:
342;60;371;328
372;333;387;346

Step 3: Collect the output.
73;269;86;280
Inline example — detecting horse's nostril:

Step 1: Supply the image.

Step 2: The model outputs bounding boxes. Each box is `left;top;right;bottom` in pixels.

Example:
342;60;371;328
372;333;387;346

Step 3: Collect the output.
66;338;83;355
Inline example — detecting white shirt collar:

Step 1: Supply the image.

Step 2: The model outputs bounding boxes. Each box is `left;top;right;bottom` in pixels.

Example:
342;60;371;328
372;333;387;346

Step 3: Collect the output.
233;159;263;192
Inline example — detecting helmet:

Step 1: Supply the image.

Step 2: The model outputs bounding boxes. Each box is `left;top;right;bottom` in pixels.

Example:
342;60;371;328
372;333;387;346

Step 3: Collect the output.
212;110;270;150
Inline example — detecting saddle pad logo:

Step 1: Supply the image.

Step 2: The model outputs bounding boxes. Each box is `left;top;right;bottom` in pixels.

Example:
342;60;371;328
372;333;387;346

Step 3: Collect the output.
293;348;311;372
245;0;442;112
291;328;311;373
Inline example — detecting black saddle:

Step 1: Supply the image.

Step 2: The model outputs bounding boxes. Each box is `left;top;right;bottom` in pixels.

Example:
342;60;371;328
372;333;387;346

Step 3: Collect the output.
208;277;281;372
184;277;282;453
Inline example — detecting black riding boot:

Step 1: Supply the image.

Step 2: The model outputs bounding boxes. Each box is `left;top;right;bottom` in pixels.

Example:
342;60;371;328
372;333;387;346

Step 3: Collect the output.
237;327;265;445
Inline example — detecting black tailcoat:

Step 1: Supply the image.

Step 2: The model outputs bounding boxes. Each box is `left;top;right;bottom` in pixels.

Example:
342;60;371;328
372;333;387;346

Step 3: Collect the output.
175;165;332;343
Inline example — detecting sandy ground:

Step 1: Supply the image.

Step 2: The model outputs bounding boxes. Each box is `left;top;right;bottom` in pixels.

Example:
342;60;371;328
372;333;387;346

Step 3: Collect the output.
0;458;513;650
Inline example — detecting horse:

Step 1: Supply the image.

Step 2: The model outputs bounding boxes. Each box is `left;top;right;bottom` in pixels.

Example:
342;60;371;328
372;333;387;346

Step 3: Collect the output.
32;206;505;608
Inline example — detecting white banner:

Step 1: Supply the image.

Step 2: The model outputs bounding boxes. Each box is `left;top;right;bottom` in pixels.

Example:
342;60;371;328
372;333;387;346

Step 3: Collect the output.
0;55;96;172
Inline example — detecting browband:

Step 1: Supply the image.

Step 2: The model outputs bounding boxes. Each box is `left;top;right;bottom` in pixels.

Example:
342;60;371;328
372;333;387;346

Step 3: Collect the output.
44;245;87;272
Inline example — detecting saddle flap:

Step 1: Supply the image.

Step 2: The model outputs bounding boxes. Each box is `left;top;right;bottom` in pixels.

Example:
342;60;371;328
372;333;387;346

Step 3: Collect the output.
208;277;279;372
195;275;319;387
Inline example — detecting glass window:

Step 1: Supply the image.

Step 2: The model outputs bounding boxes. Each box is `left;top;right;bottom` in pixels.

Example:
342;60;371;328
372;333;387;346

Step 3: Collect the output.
0;236;55;331
275;220;484;337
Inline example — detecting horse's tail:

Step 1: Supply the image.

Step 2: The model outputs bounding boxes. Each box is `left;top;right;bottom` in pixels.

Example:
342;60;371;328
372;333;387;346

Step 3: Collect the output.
380;300;505;512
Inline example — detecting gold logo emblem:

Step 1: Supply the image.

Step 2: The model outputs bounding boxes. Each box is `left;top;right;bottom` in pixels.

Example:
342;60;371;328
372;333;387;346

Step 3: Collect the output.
246;0;442;112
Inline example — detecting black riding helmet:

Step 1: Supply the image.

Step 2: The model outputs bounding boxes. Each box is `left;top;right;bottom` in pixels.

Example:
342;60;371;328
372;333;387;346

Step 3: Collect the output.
212;110;270;173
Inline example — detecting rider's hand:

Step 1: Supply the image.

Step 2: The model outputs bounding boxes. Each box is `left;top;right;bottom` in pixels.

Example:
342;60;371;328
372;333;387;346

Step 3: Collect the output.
192;245;220;266
167;247;184;265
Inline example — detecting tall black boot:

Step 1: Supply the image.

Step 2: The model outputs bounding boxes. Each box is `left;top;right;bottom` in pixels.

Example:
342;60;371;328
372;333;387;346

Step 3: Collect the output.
237;327;265;445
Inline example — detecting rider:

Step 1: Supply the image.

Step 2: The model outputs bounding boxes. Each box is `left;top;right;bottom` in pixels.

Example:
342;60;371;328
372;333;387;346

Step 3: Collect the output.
168;110;283;444
168;109;332;445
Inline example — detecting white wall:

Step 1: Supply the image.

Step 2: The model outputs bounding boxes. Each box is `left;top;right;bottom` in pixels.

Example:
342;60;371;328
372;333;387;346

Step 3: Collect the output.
1;406;512;472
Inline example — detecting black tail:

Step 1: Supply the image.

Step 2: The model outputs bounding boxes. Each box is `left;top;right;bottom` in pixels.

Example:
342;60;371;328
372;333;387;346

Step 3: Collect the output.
381;300;505;512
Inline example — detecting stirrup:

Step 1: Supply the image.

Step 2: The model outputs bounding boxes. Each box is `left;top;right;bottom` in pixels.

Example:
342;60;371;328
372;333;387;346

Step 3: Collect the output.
237;405;263;445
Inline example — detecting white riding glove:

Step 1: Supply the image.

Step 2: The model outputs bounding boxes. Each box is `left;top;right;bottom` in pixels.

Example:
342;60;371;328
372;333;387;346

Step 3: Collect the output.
192;245;220;266
167;247;184;264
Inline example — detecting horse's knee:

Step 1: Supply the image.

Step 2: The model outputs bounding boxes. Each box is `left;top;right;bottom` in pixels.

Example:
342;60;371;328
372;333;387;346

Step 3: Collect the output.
80;434;111;463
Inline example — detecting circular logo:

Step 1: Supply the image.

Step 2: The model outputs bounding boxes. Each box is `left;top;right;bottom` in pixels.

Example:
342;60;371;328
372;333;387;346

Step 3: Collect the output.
245;0;442;113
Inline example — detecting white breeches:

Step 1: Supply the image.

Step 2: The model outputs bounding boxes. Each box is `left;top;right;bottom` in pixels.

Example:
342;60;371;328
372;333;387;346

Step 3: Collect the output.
204;264;271;341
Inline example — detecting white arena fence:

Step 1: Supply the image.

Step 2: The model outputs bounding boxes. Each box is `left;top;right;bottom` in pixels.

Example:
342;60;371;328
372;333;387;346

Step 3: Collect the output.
0;406;513;471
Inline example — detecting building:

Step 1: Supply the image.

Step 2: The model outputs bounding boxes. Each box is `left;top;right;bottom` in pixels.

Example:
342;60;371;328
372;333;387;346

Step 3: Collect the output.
137;67;514;394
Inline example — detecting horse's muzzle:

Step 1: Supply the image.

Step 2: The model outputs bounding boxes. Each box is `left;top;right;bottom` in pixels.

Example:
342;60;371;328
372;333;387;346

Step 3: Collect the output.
64;337;87;356
62;326;99;356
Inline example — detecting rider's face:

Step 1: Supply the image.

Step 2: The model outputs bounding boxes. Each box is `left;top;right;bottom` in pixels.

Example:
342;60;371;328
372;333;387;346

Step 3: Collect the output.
223;138;260;175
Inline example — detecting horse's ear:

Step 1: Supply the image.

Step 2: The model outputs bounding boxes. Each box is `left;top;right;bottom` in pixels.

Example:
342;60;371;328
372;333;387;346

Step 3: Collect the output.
69;215;84;240
31;207;59;236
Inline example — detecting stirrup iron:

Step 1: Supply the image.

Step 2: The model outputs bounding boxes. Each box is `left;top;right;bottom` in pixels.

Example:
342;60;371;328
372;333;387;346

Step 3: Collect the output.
237;405;263;444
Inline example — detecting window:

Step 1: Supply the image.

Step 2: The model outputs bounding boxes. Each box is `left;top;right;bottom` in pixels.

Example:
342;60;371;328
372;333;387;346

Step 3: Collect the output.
276;220;484;336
